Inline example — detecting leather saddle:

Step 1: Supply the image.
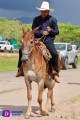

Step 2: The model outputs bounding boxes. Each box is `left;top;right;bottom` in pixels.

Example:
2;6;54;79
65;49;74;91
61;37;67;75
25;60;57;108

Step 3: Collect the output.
37;42;62;72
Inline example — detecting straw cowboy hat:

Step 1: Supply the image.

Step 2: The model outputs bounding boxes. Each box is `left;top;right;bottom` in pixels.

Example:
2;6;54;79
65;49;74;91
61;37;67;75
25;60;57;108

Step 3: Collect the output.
36;1;54;12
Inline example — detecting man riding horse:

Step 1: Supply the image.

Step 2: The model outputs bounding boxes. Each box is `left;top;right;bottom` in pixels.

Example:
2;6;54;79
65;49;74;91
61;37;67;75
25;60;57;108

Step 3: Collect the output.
16;1;60;83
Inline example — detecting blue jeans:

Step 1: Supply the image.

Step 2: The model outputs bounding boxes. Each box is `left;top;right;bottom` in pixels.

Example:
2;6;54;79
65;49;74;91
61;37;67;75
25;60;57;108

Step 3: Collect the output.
44;40;59;73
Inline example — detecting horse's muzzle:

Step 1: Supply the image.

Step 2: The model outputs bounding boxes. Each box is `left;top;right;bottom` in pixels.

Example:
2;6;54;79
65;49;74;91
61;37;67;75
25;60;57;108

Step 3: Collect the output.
21;53;30;62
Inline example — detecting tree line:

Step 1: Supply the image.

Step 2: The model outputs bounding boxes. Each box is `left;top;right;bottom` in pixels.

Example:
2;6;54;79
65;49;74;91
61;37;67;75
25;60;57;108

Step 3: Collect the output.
0;17;80;46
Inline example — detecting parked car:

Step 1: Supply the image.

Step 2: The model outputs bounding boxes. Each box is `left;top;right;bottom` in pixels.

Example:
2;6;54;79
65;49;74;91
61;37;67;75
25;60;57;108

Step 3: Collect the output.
0;41;14;52
78;46;80;53
54;43;78;70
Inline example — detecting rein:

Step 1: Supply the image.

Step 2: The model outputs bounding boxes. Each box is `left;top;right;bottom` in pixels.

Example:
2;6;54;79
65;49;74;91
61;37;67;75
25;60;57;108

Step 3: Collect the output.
35;35;46;42
33;45;44;74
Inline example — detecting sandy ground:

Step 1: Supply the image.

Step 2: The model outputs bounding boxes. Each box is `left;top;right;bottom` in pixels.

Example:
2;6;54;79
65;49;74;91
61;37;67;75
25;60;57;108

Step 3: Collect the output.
0;61;80;120
0;52;18;57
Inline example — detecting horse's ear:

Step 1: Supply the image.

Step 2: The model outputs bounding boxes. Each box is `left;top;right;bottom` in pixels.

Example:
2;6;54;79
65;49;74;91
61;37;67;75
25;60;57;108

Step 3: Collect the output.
31;26;40;34
22;25;28;34
30;30;34;36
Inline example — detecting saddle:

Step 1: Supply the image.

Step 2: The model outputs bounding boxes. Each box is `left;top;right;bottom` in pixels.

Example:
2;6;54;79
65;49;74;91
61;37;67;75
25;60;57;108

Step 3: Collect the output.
38;44;52;62
37;42;62;72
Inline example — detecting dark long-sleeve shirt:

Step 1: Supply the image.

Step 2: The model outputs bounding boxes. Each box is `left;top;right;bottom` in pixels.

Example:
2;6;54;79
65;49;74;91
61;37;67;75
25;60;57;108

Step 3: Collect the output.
32;15;59;43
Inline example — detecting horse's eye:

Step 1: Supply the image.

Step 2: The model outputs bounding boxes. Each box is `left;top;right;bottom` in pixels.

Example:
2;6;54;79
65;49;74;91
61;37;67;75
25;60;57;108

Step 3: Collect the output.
30;41;34;44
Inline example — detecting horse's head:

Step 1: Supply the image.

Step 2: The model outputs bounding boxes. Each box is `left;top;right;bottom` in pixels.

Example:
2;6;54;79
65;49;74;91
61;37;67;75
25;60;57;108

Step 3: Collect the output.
21;27;34;62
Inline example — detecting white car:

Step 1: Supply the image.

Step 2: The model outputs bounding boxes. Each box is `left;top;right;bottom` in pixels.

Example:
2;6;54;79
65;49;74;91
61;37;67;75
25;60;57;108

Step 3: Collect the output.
0;41;14;52
54;43;78;70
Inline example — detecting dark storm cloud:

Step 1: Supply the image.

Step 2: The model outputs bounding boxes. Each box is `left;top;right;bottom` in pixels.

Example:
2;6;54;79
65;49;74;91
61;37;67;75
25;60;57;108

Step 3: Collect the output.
0;0;80;24
0;0;43;19
0;0;43;12
0;0;33;11
51;0;80;24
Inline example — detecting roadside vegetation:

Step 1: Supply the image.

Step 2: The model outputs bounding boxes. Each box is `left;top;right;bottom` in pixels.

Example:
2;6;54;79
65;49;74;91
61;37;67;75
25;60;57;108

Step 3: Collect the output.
0;17;80;46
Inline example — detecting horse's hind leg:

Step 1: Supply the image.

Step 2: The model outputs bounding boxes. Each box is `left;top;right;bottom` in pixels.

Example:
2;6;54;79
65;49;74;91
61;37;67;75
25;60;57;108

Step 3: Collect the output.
45;80;55;114
38;79;46;115
45;88;53;115
24;79;32;119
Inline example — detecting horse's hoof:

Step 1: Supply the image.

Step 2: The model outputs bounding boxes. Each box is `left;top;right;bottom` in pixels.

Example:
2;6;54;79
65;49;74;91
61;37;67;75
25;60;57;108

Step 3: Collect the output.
50;108;55;112
40;111;46;116
40;111;49;116
45;112;49;116
24;114;31;119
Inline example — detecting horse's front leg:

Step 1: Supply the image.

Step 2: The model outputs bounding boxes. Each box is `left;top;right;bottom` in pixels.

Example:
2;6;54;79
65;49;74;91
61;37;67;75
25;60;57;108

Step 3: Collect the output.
24;79;32;119
38;79;46;115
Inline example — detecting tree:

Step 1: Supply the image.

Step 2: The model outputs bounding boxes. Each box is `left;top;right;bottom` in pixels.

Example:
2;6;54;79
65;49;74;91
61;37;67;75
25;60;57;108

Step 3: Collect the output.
55;23;80;43
0;18;80;46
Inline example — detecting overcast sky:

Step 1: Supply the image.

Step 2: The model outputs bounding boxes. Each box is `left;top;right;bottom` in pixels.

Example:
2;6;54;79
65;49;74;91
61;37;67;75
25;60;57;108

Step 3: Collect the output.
0;0;80;24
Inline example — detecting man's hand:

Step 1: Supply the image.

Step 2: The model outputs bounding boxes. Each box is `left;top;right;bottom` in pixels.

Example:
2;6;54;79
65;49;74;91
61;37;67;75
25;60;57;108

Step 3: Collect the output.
43;31;49;36
47;27;52;32
35;41;43;45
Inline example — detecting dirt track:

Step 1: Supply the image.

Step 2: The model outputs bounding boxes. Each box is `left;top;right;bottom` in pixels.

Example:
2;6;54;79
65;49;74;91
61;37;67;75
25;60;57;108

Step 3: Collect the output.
0;65;80;120
0;52;18;57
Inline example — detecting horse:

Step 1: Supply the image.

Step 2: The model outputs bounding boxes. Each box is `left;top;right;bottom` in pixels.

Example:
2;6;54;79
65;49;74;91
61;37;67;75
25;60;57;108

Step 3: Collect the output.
21;27;61;118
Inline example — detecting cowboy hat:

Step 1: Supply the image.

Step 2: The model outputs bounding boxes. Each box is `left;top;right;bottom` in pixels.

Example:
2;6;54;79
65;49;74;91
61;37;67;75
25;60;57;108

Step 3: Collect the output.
36;1;54;12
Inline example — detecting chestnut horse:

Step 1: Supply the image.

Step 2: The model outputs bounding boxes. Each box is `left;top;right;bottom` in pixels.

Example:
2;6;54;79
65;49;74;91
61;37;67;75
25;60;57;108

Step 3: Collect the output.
21;27;59;118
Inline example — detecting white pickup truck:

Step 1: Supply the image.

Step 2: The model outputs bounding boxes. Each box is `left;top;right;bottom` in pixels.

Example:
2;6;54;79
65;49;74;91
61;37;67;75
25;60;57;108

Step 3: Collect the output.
0;41;14;52
54;43;78;70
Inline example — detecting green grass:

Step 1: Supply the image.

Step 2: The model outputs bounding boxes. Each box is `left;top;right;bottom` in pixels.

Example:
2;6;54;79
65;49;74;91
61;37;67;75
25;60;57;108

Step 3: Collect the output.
0;55;80;72
78;56;80;64
0;55;18;72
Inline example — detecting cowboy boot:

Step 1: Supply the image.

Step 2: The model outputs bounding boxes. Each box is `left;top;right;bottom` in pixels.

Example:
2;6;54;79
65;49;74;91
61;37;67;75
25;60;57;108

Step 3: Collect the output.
52;70;60;83
16;67;24;77
54;74;60;83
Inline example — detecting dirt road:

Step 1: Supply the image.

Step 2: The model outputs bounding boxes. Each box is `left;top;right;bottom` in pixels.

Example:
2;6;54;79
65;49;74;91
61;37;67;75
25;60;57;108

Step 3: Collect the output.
0;66;80;120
